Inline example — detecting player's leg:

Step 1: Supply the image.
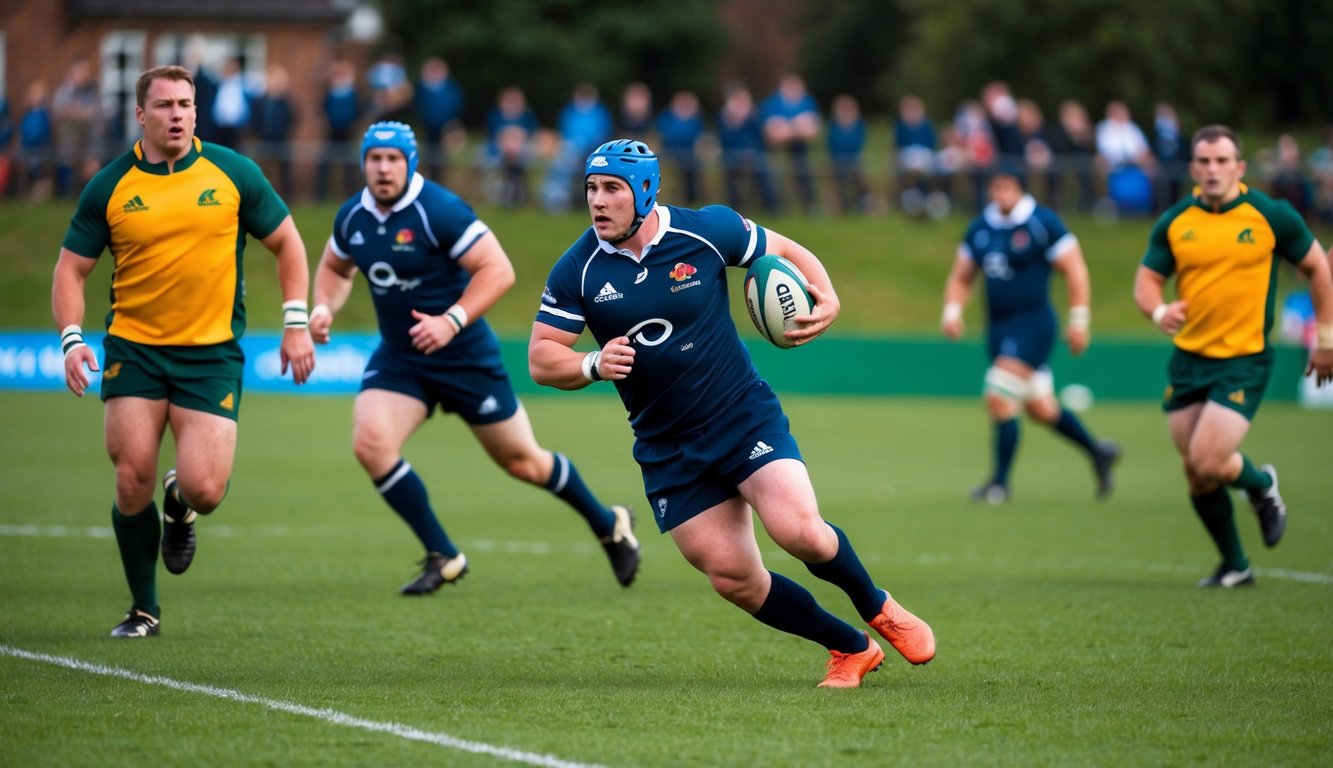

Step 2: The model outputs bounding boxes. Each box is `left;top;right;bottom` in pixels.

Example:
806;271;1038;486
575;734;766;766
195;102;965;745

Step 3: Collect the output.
743;459;936;666
1025;369;1121;499
1206;359;1284;547
467;395;638;586
975;356;1029;502
669;496;882;687
104;395;169;636
1170;402;1254;586
353;388;466;594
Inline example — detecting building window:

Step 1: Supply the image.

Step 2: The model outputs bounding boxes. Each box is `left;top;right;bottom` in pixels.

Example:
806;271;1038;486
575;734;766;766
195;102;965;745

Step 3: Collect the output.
100;30;146;146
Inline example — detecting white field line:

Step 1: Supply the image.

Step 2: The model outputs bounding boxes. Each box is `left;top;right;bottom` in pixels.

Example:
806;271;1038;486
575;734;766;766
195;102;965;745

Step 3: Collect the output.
3;524;1329;585
0;644;604;768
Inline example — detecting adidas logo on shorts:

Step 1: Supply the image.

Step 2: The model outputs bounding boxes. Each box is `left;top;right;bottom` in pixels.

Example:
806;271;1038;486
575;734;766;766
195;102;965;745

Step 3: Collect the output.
749;441;774;460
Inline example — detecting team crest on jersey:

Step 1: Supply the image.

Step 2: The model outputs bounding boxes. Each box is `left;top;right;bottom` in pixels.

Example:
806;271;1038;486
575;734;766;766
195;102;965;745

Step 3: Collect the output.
668;262;702;293
197;189;221;206
390;229;416;253
1010;229;1030;251
1236;228;1255;244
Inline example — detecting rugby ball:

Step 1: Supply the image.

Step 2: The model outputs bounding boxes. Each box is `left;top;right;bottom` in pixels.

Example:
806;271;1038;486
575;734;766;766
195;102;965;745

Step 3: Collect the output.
744;254;814;349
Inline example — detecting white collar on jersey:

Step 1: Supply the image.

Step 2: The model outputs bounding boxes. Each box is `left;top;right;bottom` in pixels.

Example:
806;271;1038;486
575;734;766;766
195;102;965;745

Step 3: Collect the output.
983;193;1036;229
595;204;668;261
359;173;425;223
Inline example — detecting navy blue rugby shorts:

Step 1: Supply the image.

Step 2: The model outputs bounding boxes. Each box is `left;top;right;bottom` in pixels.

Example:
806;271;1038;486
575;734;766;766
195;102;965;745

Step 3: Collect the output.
633;380;803;533
987;309;1057;368
359;345;517;425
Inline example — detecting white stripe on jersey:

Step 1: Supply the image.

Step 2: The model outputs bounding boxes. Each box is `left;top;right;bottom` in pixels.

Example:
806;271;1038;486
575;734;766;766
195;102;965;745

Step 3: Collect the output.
449;220;490;259
410;200;442;250
538;305;585;322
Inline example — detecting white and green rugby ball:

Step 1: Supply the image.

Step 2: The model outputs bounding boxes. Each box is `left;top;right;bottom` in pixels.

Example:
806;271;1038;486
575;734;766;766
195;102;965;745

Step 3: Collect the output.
744;254;814;349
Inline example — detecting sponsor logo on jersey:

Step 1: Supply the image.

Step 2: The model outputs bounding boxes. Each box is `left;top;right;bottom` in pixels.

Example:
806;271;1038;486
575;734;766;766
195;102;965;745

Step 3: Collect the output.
366;262;421;294
122;195;149;213
1180;229;1197;242
669;263;696;281
391;229;416;253
219;392;235;411
1010;229;1030;251
541;286;557;305
594;282;624;303
749;440;774;460
197;189;221;206
350;231;365;246
1236;228;1255;244
624;318;673;346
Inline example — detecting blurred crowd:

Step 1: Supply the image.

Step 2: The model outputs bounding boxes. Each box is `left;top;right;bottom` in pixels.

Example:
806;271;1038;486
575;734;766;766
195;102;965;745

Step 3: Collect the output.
5;56;1333;223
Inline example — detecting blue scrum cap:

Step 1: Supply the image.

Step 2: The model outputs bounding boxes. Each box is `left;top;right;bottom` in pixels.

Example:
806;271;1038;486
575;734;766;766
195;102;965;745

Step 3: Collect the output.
585;139;660;217
361;121;419;179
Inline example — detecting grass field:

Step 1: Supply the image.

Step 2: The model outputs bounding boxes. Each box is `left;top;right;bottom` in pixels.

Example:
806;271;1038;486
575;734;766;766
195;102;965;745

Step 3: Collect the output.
2;391;1330;767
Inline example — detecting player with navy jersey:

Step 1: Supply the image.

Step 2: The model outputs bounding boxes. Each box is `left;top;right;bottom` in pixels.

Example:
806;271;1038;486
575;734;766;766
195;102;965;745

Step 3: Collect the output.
310;122;639;594
530;139;935;688
941;169;1120;504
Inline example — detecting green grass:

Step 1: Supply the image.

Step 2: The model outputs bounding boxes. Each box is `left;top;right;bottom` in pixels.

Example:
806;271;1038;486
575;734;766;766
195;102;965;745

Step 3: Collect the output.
2;391;1331;766
9;199;1331;339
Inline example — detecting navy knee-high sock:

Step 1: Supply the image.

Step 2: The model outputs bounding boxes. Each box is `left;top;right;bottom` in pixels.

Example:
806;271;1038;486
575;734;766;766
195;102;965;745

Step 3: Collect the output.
752;571;866;654
544;452;615;538
992;418;1019;486
374;459;458;557
1051;408;1098;455
804;523;883;622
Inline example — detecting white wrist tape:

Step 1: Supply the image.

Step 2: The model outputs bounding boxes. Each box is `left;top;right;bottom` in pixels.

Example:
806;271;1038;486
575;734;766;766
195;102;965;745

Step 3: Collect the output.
942;302;963;323
60;324;86;356
1151;304;1169;329
581;351;603;382
444;304;469;332
1317;323;1333;351
1068;305;1090;331
282;300;310;329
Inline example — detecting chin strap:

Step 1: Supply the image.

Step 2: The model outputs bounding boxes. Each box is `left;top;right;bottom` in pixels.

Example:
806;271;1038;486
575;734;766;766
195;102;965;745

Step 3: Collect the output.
608;214;645;245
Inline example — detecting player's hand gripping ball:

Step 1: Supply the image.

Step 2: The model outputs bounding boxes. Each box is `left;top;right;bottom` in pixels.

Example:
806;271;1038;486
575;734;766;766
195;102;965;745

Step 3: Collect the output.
744;254;814;349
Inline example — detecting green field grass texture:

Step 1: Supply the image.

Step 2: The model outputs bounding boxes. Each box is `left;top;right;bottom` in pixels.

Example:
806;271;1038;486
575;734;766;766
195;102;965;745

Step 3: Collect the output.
1;392;1330;766
7;199;1331;338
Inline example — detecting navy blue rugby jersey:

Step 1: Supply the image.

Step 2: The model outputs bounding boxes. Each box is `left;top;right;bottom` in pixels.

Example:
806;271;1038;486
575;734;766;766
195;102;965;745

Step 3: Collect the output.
537;205;770;440
329;174;501;368
958;193;1078;321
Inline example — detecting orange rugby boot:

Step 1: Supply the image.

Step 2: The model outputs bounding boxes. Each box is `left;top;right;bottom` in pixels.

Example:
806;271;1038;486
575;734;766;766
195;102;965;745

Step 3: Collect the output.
868;590;936;665
817;633;885;689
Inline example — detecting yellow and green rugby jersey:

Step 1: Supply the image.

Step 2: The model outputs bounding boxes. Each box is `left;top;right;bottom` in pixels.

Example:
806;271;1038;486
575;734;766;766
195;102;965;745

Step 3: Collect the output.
1141;182;1313;359
61;137;289;346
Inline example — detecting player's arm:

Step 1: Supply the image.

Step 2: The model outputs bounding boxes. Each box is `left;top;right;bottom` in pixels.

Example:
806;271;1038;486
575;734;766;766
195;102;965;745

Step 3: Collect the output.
259;215;315;384
1133;265;1186;335
1052;244;1092;356
529;322;634;390
407;230;515;355
1296;239;1333;385
309;239;359;344
940;248;977;340
51;247;100;397
764;229;839;344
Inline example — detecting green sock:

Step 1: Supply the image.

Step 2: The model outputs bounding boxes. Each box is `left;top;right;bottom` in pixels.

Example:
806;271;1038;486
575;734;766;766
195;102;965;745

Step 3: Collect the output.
112;502;160;618
1189;489;1248;571
1232;455;1273;493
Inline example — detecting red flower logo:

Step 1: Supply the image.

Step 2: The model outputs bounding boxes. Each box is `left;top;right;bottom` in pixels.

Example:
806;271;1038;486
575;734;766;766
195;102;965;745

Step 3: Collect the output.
669;263;697;281
395;229;414;245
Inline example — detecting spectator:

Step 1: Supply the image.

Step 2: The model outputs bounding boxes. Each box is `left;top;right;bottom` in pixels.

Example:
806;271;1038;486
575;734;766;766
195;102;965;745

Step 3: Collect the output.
894;94;938;210
316;60;365;202
1152;102;1188;211
19;78;54;200
760;74;821;214
952;98;995;213
717;82;777;213
826;94;867;214
1311;126;1333;222
982;81;1024;173
251;64;297;199
1047;99;1096;212
415;56;465;184
1095;100;1154;215
0;90;14;197
1016;98;1053;196
51;57;103;197
367;51;413;122
210;57;253;149
618;81;654;141
655;89;707;205
182;40;218;143
545;82;614;211
1269;134;1313;217
483;86;539;207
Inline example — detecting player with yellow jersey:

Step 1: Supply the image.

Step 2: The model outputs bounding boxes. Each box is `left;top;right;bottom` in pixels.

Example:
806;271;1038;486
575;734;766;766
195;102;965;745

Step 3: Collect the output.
51;65;316;638
1134;124;1333;589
